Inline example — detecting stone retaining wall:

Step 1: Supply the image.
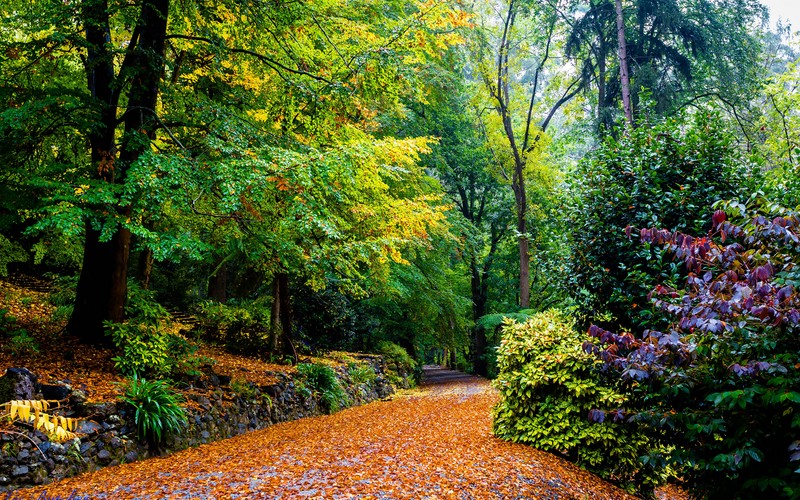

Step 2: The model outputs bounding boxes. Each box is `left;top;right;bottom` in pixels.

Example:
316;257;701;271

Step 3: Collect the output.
0;355;402;492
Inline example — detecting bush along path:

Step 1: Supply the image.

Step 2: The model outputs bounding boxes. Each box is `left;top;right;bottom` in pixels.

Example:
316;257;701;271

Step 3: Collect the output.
18;366;634;499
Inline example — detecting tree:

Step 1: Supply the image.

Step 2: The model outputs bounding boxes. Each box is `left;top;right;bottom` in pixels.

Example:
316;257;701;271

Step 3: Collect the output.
472;0;583;308
614;0;633;128
2;0;467;346
565;0;767;131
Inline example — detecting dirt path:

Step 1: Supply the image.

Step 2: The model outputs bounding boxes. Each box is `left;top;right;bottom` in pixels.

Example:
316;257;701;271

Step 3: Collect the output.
18;367;635;499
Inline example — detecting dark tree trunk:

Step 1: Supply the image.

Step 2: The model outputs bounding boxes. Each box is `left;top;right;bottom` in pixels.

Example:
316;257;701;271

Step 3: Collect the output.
615;0;634;128
470;256;489;376
207;261;227;302
68;0;120;343
137;245;154;289
69;0;170;344
513;179;530;308
277;273;298;363
268;277;281;352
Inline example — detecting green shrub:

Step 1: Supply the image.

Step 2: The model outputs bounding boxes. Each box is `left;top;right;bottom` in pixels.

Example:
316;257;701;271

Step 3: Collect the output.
120;374;187;445
47;274;77;322
347;363;376;385
590;202;800;498
566;113;757;332
6;331;39;356
493;310;664;494
0;234;27;277
296;363;349;414
229;378;258;400
376;341;416;373
0;308;38;356
106;281;206;377
195;298;271;354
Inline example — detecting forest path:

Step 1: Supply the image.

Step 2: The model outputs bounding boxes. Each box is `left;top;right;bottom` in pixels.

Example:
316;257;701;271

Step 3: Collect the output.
22;367;634;499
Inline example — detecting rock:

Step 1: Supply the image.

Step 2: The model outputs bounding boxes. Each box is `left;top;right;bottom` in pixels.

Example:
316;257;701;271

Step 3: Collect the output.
17;449;30;462
124;451;138;463
11;465;29;476
200;431;211;442
79;442;94;454
0;368;39;403
50;443;65;456
110;437;122;449
96;450;111;462
218;375;231;386
76;420;102;435
69;389;87;405
38;441;51;454
41;384;71;401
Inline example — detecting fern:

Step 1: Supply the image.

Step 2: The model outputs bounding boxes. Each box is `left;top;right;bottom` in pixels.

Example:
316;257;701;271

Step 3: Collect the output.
475;309;538;330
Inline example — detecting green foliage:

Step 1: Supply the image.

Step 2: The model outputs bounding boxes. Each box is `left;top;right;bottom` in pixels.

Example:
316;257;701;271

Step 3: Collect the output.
106;282;205;377
195;299;271;354
493;310;665;494
567;113;758;331
590;200;800;498
47;274;77;322
0;234;26;277
120;374;187;445
376;341;417;375
296;363;349;414
229;378;258;400
476;310;538;331
0;308;38;356
347;363;376;385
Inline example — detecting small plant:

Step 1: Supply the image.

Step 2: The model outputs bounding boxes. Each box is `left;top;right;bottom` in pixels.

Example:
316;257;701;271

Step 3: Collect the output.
166;333;215;377
229;378;258;400
47;274;77;322
1;309;38;356
296;363;349;414
347;363;376;385
106;281;205;377
120;374;187;446
6;332;39;356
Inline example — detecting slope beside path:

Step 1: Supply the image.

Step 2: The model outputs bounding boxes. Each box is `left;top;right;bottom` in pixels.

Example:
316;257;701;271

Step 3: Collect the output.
18;366;635;499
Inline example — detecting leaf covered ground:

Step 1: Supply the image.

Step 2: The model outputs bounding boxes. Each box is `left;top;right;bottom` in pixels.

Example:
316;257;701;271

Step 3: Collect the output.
19;368;640;499
0;280;294;401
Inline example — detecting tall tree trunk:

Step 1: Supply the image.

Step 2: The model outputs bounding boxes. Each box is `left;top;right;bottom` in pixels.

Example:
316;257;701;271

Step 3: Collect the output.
277;272;297;362
68;0;120;343
70;0;170;344
137;245;154;289
470;256;489;376
514;178;530;308
207;260;227;302
615;0;634;128
268;276;281;353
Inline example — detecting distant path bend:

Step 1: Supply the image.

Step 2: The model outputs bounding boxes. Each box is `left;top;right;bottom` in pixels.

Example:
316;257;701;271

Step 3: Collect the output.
24;366;634;499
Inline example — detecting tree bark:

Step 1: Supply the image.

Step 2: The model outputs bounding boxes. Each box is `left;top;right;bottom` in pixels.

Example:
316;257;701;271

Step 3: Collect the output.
69;0;170;344
615;0;634;128
268;276;281;353
137;245;154;289
68;0;120;343
470;256;489;376
207;260;227;302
